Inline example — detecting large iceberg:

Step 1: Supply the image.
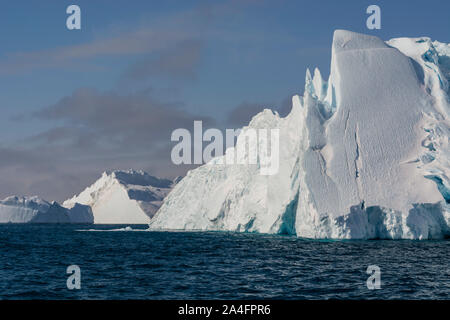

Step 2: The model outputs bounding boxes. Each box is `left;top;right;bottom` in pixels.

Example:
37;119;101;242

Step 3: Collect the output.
149;30;450;239
0;196;93;223
64;170;175;224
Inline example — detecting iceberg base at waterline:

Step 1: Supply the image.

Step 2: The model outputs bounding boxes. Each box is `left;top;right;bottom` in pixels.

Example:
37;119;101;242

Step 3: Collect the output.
0;196;93;224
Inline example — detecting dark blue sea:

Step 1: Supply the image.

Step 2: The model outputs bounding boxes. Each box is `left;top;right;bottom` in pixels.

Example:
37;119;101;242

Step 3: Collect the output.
0;224;448;300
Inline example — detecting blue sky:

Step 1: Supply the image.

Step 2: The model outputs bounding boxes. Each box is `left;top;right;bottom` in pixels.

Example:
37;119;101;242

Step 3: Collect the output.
0;0;449;201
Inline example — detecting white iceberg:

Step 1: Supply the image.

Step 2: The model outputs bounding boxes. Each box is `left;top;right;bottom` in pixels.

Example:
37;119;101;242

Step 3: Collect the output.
149;30;450;239
64;169;175;224
0;196;93;223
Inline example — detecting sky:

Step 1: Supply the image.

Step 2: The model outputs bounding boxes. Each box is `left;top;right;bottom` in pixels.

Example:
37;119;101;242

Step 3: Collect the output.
0;0;449;201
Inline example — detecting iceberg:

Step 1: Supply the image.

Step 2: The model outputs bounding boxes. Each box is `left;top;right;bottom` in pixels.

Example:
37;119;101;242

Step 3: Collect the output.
0;196;93;223
149;30;450;239
64;169;175;224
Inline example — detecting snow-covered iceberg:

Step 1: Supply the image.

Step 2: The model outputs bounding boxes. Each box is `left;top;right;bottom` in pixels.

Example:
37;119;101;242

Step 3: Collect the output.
64;170;175;224
149;30;450;239
0;196;93;223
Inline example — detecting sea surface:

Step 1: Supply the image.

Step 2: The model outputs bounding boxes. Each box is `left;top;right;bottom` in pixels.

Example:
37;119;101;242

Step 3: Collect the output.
0;224;448;300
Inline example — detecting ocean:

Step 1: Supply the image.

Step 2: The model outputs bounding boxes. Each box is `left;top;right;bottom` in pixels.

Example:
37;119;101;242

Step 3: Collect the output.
0;224;448;299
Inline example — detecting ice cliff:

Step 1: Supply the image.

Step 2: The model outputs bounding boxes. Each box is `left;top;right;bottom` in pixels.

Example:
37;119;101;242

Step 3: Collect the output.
64;170;175;224
0;196;93;223
149;30;450;239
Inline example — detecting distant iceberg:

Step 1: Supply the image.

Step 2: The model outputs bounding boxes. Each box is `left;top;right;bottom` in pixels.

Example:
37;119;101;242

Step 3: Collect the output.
149;30;450;239
64;170;176;224
0;196;93;223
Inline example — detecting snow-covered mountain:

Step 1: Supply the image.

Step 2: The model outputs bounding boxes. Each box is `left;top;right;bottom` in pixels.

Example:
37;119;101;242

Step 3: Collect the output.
149;30;450;239
0;196;93;223
64;170;176;224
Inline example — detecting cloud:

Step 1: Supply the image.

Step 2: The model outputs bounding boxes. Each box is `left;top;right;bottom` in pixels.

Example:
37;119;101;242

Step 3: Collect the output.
0;0;274;76
122;40;204;82
0;88;214;201
34;87;215;144
0;29;193;75
0;4;213;76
